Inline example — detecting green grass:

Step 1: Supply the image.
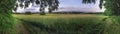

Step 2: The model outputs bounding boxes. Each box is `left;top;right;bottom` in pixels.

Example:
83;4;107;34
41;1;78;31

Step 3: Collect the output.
13;14;120;34
13;14;107;25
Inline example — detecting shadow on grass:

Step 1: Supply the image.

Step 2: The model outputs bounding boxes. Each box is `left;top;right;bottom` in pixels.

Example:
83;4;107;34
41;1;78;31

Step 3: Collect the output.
18;19;57;34
17;18;106;34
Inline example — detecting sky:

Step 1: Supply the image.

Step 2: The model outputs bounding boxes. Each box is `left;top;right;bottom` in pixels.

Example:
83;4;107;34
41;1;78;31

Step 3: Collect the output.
56;0;103;12
59;0;99;8
16;0;104;13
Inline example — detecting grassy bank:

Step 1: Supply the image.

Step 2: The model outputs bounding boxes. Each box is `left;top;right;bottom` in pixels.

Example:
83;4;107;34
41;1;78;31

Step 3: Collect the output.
13;14;120;34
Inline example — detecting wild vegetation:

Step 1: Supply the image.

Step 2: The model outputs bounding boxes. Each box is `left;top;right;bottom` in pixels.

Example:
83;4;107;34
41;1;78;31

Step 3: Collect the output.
104;0;120;16
14;14;105;34
0;0;120;34
13;14;120;34
0;0;16;34
17;0;59;15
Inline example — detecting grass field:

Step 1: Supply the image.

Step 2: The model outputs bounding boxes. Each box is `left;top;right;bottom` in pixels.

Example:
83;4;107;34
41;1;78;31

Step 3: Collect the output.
13;14;120;34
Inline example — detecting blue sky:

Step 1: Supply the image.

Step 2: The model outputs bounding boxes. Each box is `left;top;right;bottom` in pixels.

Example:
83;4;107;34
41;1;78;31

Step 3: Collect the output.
58;0;99;8
16;0;104;13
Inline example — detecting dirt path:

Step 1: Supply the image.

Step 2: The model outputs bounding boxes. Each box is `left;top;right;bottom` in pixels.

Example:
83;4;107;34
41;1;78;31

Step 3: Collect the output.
15;20;29;34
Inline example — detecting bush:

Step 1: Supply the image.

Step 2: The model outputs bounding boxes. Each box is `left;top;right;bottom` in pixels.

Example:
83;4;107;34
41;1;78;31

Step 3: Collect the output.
25;11;32;15
0;13;15;34
40;11;46;15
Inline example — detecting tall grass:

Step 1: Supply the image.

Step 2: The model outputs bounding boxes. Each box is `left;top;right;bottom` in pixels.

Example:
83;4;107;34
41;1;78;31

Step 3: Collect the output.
105;16;120;34
13;14;120;34
0;14;15;34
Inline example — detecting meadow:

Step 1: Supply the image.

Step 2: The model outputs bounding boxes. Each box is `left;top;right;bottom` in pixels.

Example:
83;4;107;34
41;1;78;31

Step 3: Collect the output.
13;14;120;34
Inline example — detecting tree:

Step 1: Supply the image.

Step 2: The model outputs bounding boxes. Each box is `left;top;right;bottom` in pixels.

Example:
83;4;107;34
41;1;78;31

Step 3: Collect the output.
83;0;120;16
17;0;59;15
98;0;120;16
17;0;100;14
82;0;103;9
0;0;16;34
82;0;96;4
104;0;120;16
47;0;59;13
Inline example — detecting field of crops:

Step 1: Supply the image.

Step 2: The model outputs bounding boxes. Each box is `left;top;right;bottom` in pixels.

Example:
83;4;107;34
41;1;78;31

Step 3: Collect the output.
13;14;120;34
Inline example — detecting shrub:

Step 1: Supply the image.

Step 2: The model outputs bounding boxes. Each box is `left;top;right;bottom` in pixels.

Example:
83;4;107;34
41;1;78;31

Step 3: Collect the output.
0;12;15;34
40;11;46;15
25;11;32;15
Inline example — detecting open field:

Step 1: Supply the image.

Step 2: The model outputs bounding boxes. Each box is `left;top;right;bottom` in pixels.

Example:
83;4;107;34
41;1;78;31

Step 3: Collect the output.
13;14;120;34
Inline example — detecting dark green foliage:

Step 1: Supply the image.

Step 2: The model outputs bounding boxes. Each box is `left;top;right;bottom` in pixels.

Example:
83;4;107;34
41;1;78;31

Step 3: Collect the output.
103;0;120;34
0;13;15;34
82;0;96;4
25;11;32;15
104;0;120;16
20;19;105;34
82;0;104;9
0;0;16;34
35;0;40;4
40;11;46;15
24;1;31;8
17;0;104;14
13;3;18;12
47;0;59;13
99;0;103;9
17;0;59;15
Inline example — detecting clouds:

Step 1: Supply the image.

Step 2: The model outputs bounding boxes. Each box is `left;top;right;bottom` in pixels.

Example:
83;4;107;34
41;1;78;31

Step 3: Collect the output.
54;7;101;12
57;0;101;12
16;0;103;13
59;0;99;8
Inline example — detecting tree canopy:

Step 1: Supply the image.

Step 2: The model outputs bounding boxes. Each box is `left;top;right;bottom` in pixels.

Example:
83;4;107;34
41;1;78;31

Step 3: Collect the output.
0;0;16;34
104;0;120;16
17;0;59;14
16;0;102;14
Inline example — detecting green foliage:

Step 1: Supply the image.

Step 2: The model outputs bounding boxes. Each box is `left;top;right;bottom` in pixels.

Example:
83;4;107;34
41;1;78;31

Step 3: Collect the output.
17;0;59;14
17;0;104;14
0;0;16;34
99;0;103;9
104;0;120;16
82;0;96;4
40;11;46;15
25;11;32;15
104;17;120;34
0;14;15;34
14;14;120;34
103;0;120;34
104;9;112;16
47;0;59;13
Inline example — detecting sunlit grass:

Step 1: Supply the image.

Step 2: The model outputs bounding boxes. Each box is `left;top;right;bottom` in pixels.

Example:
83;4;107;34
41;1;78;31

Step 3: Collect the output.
13;14;114;34
13;14;107;25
